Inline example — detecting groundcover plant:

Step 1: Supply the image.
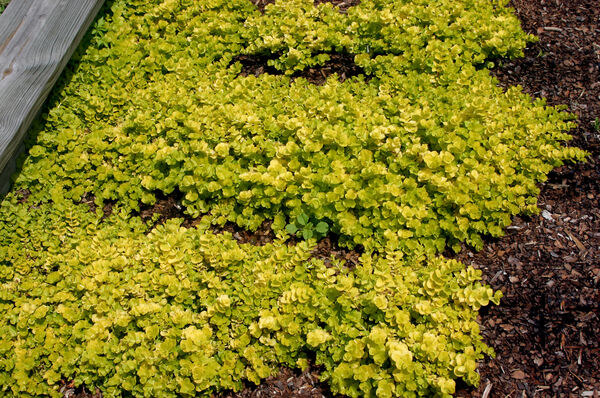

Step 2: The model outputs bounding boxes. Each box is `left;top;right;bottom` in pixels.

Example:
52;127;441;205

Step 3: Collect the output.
0;0;587;397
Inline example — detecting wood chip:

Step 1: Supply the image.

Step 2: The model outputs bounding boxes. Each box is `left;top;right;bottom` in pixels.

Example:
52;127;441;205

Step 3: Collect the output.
566;231;587;252
512;370;527;379
542;209;554;221
482;382;493;398
543;26;564;32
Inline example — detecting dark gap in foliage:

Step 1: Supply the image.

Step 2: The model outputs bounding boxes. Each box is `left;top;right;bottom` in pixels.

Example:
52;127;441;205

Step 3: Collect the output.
15;188;30;204
442;236;495;260
292;53;370;85
136;189;193;230
232;53;369;85
210;219;363;266
232;54;280;78
314;0;361;13
217;363;332;398
310;235;362;269
79;190;362;265
249;0;360;14
248;0;275;13
80;193;115;220
59;381;102;398
211;219;277;246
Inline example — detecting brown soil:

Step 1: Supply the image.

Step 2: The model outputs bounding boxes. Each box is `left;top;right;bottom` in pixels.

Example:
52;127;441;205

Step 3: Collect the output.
250;0;275;13
136;191;189;228
60;382;102;398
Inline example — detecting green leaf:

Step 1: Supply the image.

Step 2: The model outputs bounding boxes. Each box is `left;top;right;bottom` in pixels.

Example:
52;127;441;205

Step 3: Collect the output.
285;223;298;234
306;329;331;347
302;228;313;240
296;213;309;226
315;221;329;234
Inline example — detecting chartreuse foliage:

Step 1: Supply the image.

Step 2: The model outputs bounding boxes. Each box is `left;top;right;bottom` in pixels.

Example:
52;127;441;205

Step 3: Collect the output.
0;195;499;398
14;0;586;253
0;0;587;396
242;0;532;73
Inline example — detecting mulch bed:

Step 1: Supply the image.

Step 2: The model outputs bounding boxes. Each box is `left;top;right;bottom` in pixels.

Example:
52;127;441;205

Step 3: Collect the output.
63;0;598;396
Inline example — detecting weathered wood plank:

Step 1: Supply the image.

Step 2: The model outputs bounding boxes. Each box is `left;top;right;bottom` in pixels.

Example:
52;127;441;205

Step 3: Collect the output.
0;0;104;194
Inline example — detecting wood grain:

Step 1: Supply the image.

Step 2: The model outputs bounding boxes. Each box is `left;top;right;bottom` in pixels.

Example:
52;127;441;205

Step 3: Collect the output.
0;0;104;194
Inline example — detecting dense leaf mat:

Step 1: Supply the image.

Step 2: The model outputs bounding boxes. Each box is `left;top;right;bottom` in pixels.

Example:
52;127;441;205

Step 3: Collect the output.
0;197;499;397
16;0;585;252
0;0;586;397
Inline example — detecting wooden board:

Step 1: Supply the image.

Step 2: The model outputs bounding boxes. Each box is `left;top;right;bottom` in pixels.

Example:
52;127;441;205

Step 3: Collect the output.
0;0;104;194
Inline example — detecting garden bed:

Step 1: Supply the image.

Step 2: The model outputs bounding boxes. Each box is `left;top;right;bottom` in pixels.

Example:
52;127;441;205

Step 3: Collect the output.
0;0;597;397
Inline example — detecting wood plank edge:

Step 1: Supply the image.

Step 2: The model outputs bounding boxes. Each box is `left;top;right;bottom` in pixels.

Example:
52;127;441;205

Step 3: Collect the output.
0;0;105;197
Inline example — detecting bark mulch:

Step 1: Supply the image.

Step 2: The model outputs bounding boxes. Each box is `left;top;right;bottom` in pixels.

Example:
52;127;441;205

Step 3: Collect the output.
454;0;600;396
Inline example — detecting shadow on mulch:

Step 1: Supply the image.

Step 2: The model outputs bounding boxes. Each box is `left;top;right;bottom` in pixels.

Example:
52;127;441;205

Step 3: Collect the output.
217;366;332;398
249;0;274;13
314;0;361;13
139;191;363;266
60;382;102;398
250;0;360;14
80;193;115;220
80;187;364;266
15;188;30;204
231;53;370;86
241;0;366;85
